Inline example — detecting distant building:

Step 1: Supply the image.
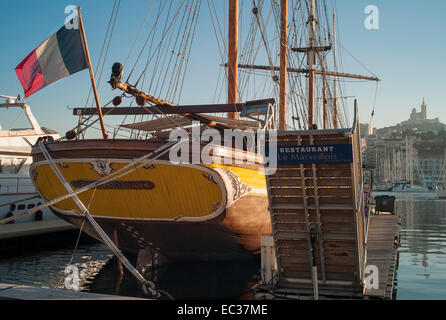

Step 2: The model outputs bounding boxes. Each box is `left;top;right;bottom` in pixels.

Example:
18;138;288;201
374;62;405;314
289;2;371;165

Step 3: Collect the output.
377;98;446;137
408;98;427;122
363;98;446;189
399;98;444;133
359;123;372;139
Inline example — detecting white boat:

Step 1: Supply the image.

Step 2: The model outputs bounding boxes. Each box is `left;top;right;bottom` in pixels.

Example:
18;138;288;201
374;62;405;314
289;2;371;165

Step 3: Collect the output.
390;180;429;193
438;191;446;199
0;94;60;224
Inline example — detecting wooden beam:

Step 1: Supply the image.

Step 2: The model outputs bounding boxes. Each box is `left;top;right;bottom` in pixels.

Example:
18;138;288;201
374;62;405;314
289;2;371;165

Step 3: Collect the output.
307;0;316;128
231;64;381;82
279;0;288;130
228;0;239;119
72;99;274;116
73;104;246;116
291;45;332;53
113;82;175;106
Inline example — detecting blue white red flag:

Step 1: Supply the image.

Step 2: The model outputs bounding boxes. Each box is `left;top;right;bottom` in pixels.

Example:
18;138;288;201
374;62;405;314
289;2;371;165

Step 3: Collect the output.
15;14;88;98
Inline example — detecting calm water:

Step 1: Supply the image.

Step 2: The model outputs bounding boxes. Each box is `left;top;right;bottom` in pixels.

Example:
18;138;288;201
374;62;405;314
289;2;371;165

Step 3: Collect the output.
0;196;445;299
393;195;446;299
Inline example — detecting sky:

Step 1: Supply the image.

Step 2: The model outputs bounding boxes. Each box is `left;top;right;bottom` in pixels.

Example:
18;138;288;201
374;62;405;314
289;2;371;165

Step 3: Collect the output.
0;0;445;136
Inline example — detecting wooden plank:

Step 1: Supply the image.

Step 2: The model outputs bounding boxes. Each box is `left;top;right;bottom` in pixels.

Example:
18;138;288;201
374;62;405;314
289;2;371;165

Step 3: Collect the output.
276;239;309;249
269;187;352;197
274;222;308;232
324;240;356;250
273;213;354;224
275;139;351;146
271;168;352;178
272;196;354;205
274;131;349;139
72;102;254;116
271;202;354;212
278;278;362;291
268;178;352;187
322;223;355;233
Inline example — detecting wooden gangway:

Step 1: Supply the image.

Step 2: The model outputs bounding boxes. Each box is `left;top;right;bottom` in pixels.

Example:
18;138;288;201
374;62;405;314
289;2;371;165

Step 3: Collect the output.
256;105;400;299
264;127;366;298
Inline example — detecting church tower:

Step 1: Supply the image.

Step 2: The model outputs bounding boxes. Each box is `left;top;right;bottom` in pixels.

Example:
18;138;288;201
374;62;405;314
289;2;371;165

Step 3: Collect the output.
421;97;427;119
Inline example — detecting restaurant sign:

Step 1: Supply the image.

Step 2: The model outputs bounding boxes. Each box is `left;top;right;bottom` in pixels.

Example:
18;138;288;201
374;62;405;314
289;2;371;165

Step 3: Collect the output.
271;144;353;164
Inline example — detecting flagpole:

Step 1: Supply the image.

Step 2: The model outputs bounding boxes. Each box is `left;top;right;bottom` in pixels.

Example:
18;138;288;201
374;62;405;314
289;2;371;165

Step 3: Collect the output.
77;7;108;139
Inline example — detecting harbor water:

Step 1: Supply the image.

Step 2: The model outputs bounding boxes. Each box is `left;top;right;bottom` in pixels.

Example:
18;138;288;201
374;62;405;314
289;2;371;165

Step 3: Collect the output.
0;195;444;299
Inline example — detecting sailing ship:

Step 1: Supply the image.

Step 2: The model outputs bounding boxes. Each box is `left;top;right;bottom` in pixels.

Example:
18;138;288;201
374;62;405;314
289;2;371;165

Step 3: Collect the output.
28;0;379;262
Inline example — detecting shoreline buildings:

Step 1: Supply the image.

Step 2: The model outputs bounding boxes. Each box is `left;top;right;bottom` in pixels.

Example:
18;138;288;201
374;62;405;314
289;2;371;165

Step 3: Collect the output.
361;99;446;189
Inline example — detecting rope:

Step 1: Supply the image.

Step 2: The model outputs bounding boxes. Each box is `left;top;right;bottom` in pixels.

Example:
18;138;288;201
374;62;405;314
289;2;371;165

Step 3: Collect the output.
37;141;174;298
54;217;86;289
0;139;180;225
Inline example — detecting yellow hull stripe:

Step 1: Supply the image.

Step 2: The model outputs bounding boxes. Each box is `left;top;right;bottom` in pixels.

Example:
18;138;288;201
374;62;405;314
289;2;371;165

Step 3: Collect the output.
33;162;223;220
204;163;267;192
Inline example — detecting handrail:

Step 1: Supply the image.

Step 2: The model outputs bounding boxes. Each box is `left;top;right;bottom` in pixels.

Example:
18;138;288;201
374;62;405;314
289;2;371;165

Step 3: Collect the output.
351;99;358;134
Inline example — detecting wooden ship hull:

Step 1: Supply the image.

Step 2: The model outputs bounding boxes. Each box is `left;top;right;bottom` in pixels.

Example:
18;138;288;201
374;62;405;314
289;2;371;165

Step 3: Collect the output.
30;139;271;261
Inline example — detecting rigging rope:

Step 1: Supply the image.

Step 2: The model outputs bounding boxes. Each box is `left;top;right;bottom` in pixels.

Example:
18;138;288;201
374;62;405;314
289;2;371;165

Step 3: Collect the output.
37;140;179;298
0;139;180;225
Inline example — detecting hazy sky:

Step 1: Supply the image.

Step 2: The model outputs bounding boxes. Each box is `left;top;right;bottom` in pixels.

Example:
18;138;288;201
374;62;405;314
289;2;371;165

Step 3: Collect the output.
0;0;445;135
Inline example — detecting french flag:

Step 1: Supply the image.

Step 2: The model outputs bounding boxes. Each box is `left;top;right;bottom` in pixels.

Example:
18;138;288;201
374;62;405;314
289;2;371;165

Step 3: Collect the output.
15;15;88;98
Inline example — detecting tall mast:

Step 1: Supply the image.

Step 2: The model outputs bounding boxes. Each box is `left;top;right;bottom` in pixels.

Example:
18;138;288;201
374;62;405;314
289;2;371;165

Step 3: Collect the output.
322;74;327;129
228;0;239;119
77;7;108;139
279;0;288;130
307;0;316;128
332;9;338;128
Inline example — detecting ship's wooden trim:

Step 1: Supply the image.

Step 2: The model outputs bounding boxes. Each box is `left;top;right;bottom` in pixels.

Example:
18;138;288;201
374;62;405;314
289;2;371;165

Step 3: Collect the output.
31;139;265;166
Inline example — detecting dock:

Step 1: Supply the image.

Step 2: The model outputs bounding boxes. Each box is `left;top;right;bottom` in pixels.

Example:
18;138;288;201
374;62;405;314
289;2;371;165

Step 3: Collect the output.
363;213;400;299
0;283;148;300
0;219;95;257
0;219;76;240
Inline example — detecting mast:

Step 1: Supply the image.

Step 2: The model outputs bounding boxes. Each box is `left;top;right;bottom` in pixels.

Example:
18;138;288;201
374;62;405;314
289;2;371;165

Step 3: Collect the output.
322;75;327;129
77;7;108;139
228;0;239;119
332;9;338;128
307;0;316;128
279;0;288;130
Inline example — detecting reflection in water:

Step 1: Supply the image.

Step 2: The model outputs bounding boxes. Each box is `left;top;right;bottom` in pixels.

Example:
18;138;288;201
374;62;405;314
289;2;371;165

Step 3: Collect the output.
84;258;260;300
0;243;113;290
0;242;260;299
1;195;445;299
393;195;446;299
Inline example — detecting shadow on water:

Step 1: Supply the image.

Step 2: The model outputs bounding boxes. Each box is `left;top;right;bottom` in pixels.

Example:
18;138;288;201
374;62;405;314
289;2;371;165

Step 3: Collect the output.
83;257;260;300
